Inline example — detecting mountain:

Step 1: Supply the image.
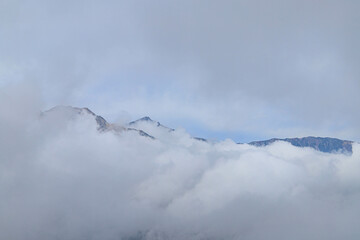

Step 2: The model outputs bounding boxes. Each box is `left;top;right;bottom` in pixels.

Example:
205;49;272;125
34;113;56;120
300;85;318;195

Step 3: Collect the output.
42;106;155;139
42;106;354;154
128;116;210;142
42;106;110;131
248;136;353;154
129;116;174;132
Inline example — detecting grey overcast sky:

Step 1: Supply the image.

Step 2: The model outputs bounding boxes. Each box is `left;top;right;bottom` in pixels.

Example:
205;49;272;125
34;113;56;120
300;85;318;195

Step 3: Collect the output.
1;0;359;142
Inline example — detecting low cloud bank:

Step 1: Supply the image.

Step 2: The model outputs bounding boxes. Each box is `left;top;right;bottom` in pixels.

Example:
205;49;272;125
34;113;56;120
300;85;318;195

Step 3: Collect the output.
1;101;360;240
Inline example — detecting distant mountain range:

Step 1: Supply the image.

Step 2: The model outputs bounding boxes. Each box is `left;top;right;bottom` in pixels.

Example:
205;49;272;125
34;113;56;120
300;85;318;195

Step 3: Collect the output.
248;137;353;154
42;106;355;154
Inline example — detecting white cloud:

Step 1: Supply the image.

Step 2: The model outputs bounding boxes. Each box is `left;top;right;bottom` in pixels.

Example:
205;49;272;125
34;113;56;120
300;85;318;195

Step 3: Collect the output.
0;96;359;239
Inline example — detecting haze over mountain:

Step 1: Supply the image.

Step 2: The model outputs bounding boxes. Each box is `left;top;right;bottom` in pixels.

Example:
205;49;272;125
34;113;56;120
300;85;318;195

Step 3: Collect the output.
248;137;353;154
42;106;355;154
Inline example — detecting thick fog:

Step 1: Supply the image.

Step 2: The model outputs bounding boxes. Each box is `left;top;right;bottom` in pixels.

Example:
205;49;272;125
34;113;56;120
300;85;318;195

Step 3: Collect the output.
1;89;360;240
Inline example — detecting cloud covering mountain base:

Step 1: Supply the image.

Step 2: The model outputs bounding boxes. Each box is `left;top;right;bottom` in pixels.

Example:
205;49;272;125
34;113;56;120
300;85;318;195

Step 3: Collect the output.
1;94;360;240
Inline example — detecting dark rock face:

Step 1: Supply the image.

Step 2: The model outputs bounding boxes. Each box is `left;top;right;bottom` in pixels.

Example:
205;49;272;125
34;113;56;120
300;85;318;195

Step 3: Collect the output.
129;116;153;124
248;136;353;153
95;115;109;131
193;137;207;142
126;128;155;139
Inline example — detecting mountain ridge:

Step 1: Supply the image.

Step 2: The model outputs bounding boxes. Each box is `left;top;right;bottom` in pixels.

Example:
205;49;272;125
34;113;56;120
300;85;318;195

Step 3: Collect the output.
42;106;355;154
248;136;353;154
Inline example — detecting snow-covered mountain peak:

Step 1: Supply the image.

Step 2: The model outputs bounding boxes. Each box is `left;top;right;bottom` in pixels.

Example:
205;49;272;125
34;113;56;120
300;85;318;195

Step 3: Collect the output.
129;116;174;131
42;105;109;131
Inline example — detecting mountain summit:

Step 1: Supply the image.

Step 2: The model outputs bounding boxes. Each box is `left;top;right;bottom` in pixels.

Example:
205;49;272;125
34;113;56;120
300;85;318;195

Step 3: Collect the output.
43;106;110;131
129;116;174;132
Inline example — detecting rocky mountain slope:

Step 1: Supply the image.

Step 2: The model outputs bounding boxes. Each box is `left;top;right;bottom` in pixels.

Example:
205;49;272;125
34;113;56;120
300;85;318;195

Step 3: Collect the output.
42;106;354;154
